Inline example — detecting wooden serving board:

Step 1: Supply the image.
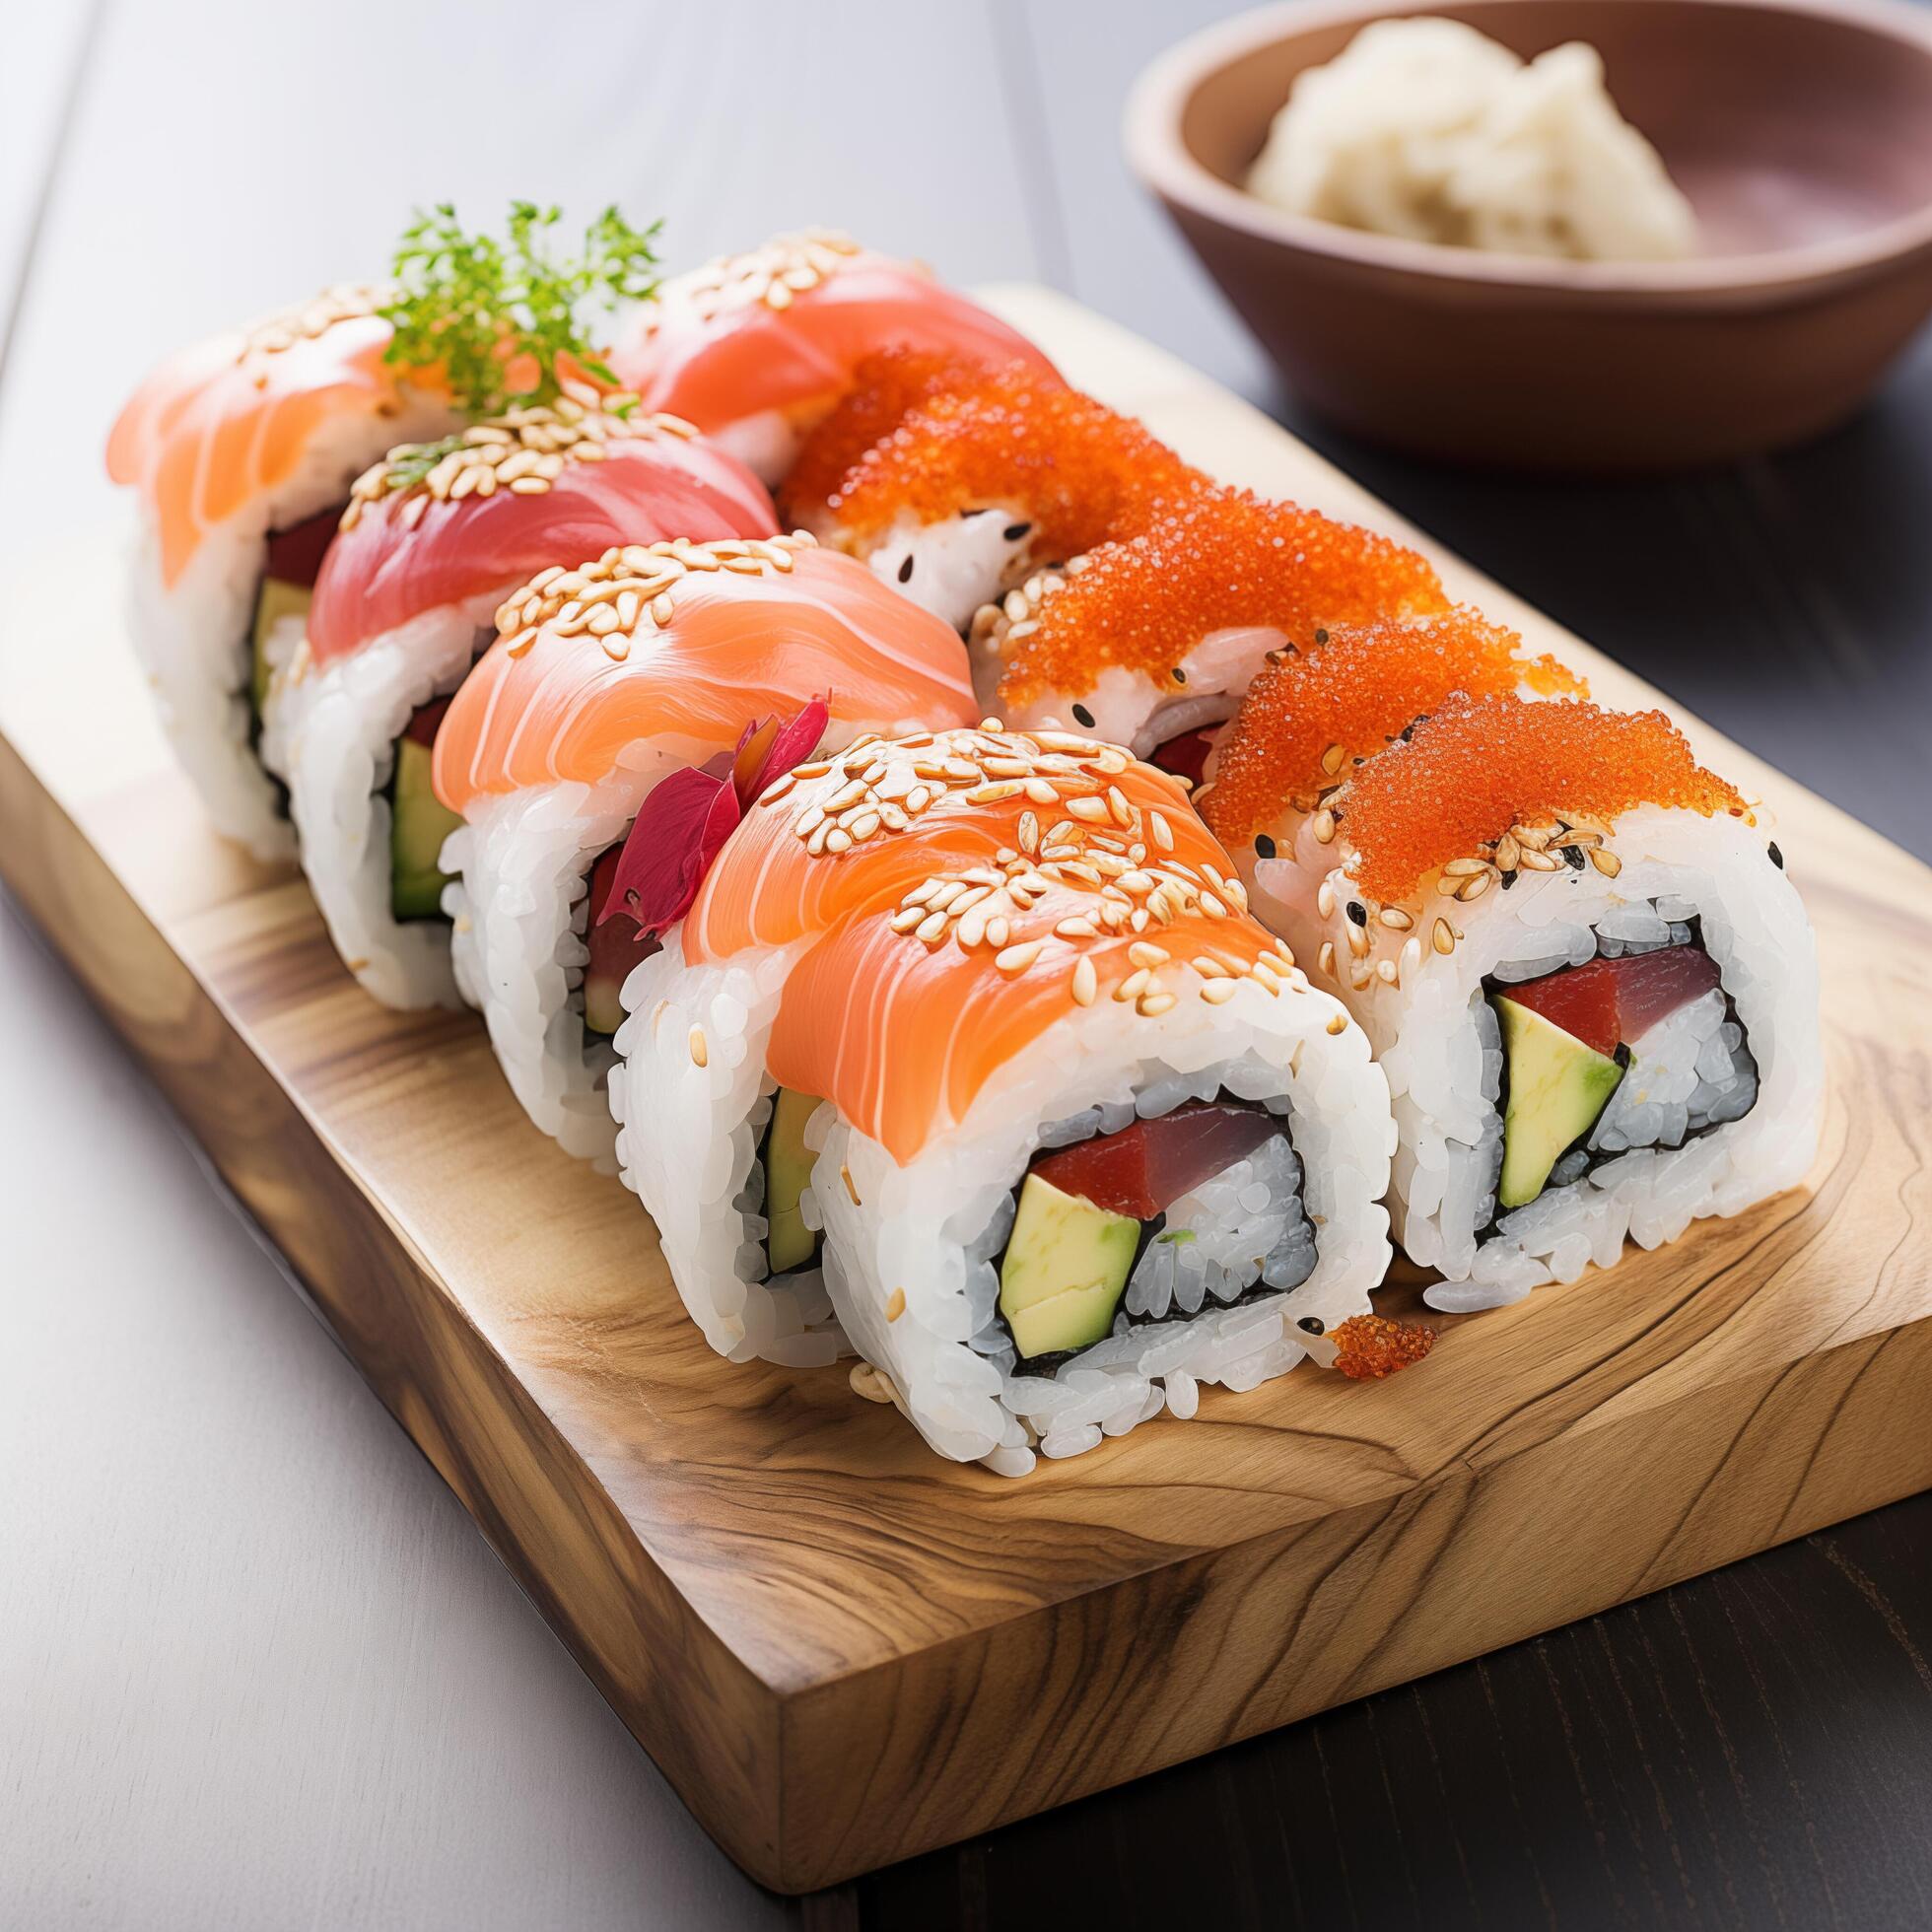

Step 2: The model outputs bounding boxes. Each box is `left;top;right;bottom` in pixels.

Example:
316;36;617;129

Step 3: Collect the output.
3;289;1928;1895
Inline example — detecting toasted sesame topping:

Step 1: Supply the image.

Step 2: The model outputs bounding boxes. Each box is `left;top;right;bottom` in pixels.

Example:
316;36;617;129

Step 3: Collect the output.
238;282;390;362
495;533;816;659
688;1024;708;1067
1326;1012;1347;1035
342;395;692;529
849;1361;898;1405
885;1287;906;1322
644;230;862;329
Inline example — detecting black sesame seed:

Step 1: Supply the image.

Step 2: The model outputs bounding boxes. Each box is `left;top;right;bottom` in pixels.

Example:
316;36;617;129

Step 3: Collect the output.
1346;901;1367;927
1297;1315;1325;1335
1255;834;1276;859
1002;521;1031;542
896;555;914;584
1768;841;1784;870
1170;665;1188;684
1071;703;1096;728
1501;869;1518;889
1562;844;1585;869
1313;628;1329;646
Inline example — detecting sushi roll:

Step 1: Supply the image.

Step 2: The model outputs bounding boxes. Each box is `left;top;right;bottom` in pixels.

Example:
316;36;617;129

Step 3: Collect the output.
1216;691;1823;1309
613;724;1404;1470
262;399;778;1009
1201;604;1584;956
969;493;1451;780
783;363;1209;633
105;285;458;858
433;532;979;1165
609;231;1059;487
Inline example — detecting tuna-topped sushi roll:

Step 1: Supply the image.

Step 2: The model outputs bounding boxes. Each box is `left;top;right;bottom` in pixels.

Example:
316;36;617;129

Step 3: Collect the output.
782;362;1208;633
263;400;777;1009
1223;692;1823;1310
105;284;458;857
971;493;1450;782
610;231;1058;487
1201;605;1585;957
614;724;1408;1470
434;533;978;1165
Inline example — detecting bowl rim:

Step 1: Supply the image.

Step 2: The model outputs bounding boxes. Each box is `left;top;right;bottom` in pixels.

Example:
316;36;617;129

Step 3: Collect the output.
1124;0;1932;297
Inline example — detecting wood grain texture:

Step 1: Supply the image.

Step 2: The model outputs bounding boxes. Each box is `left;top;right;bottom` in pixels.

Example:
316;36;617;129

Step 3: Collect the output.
2;291;1927;1895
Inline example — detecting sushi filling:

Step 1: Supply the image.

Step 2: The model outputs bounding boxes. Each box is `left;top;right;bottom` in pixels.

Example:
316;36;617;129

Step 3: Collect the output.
578;838;661;1035
386;697;466;921
990;1095;1319;1373
1477;907;1760;1238
247;506;342;805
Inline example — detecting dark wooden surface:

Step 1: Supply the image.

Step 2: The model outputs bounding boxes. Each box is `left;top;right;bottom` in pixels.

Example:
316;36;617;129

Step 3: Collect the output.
2;2;1927;1927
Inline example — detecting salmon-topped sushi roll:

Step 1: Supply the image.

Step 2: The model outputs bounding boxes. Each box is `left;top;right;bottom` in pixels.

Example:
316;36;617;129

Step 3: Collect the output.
609;231;1059;487
613;724;1413;1463
783;366;1209;633
106;285;459;857
1221;692;1822;1308
433;533;978;1165
264;400;777;1010
970;493;1451;778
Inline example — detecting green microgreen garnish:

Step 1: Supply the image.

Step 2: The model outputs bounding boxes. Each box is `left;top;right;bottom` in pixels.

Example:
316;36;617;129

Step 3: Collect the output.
378;433;468;495
1155;1228;1198;1247
380;200;662;417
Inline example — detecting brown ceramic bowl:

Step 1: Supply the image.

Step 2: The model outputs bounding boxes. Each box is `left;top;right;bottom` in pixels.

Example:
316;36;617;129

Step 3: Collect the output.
1127;0;1932;471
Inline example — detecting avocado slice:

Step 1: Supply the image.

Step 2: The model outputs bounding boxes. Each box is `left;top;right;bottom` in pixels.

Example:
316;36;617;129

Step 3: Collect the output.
765;1087;822;1275
250;577;311;719
390;735;463;921
999;1172;1139;1359
1492;995;1625;1210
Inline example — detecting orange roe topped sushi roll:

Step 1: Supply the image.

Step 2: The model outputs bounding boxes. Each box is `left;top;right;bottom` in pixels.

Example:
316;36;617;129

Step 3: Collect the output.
609;232;1058;488
974;492;1452;774
792;367;1211;632
1228;684;1817;1315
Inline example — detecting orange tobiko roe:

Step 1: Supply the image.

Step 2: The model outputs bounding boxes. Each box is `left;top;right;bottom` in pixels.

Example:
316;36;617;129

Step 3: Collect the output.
822;368;1208;559
1340;694;1749;906
998;495;1450;712
1331;1313;1436;1381
781;348;1038;520
1201;606;1583;847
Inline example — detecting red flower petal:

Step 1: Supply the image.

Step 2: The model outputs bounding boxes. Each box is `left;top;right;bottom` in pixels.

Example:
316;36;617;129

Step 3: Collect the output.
595;766;742;937
592;696;832;942
741;695;831;806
